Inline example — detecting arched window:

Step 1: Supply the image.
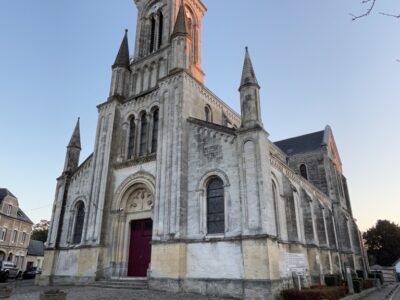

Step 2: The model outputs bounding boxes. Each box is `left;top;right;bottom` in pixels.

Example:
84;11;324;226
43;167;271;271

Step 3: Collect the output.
127;116;135;159
300;164;308;180
73;202;85;244
205;106;212;122
158;12;163;49
207;177;224;234
149;16;156;53
139;113;148;156
272;181;280;237
151;109;159;153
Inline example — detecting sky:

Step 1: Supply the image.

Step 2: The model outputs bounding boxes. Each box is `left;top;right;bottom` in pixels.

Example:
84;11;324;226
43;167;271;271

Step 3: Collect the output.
0;0;399;231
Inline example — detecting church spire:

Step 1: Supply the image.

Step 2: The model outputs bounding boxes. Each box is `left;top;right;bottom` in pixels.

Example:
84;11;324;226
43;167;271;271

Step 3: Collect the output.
109;30;131;99
172;1;189;38
63;118;81;174
113;29;130;68
239;47;259;90
239;47;263;129
68;118;81;149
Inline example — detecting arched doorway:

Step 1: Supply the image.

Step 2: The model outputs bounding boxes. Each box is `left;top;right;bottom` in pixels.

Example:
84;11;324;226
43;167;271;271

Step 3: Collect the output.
0;251;5;261
111;174;155;278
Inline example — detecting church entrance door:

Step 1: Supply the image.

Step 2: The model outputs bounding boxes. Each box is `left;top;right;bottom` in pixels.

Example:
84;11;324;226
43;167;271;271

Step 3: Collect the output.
128;219;153;277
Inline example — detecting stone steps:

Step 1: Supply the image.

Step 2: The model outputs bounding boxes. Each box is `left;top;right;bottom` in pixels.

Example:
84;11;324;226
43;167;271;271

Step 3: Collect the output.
91;278;148;290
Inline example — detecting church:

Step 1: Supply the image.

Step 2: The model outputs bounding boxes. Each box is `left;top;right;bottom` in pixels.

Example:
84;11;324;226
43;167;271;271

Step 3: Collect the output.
41;0;367;298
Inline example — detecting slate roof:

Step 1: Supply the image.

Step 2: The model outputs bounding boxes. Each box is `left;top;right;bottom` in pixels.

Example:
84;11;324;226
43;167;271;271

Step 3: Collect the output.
27;240;44;256
17;208;34;224
274;130;325;156
0;188;16;202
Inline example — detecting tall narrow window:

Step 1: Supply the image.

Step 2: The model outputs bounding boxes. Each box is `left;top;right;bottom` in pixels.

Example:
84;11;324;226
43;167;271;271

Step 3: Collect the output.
158;12;163;49
139;113;148;156
73;202;85;244
21;232;26;244
300;164;308;180
151;109;159;153
127;117;135;159
205;106;212;122
11;230;17;243
272;181;280;237
149;17;156;53
207;177;225;234
193;28;198;64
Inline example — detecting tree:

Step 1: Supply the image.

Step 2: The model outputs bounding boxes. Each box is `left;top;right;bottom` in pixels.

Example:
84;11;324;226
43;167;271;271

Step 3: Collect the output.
30;220;50;242
31;228;48;243
363;220;400;266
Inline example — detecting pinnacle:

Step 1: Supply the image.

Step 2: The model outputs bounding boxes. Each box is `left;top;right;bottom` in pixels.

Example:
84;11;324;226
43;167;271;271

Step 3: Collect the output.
68;118;81;149
239;47;259;89
172;2;189;37
113;30;130;68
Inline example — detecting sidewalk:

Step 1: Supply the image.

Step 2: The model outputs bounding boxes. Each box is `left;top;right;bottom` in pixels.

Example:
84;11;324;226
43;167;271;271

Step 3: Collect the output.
361;283;400;300
2;282;233;300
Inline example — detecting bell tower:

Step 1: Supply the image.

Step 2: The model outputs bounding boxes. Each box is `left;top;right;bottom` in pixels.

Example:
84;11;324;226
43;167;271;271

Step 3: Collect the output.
132;0;206;84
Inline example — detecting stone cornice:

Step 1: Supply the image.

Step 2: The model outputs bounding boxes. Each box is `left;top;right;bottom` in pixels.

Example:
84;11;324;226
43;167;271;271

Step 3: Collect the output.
181;72;241;125
187;117;236;136
113;153;156;170
70;153;93;182
270;155;332;210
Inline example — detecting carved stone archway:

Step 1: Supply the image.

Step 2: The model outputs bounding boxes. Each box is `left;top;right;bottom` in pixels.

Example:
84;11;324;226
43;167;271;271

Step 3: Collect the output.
109;172;155;278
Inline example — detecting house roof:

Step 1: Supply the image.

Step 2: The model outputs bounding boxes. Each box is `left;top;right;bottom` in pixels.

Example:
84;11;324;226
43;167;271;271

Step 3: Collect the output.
0;188;16;202
16;208;34;224
274;130;325;156
27;240;44;256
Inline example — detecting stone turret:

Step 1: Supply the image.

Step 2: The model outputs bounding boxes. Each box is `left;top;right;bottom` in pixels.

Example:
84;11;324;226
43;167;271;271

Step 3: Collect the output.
63;118;81;174
170;1;205;83
109;30;131;99
170;3;191;73
239;47;263;129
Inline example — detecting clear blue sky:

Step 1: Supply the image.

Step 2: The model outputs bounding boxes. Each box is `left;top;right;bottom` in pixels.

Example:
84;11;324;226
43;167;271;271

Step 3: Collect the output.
0;0;399;231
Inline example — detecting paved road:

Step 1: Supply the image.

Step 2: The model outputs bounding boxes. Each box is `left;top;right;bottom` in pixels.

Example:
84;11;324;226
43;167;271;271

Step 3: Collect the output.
362;283;400;300
1;279;232;300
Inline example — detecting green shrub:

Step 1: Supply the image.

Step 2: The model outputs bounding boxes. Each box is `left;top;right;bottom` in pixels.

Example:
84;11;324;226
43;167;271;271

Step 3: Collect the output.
280;286;347;300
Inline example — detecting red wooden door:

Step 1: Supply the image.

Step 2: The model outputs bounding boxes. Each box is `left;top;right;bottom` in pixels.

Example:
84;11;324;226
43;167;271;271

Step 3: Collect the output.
128;219;153;277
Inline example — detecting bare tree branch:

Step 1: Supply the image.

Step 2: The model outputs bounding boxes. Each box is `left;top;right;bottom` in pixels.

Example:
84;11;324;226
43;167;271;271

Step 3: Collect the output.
351;0;400;20
379;12;400;18
350;0;377;21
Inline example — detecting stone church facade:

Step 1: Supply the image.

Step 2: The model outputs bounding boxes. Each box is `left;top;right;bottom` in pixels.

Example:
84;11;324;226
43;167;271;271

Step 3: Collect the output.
41;0;366;298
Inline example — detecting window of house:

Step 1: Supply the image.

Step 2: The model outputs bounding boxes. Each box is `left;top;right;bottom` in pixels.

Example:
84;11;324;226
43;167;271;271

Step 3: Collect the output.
139;113;148;156
73;202;85;244
127;116;136;159
21;232;27;244
6;205;12;215
300;164;308;180
0;229;6;241
151;109;159;153
11;230;17;243
206;177;225;234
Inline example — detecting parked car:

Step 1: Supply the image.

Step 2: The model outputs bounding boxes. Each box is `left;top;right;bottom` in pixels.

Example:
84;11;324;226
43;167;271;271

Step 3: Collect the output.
0;261;21;282
22;266;40;279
